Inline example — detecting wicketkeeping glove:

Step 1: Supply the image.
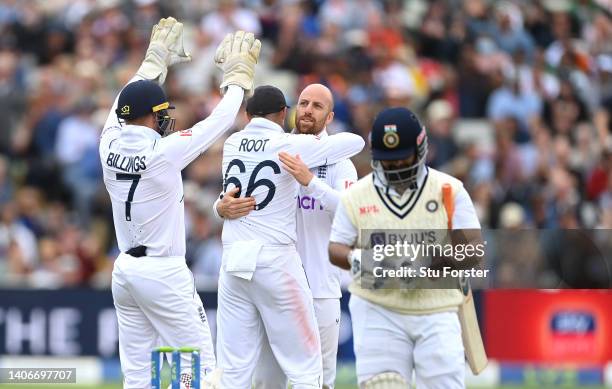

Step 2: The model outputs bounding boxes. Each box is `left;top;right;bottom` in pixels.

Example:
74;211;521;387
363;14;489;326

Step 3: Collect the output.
214;31;261;93
137;17;192;84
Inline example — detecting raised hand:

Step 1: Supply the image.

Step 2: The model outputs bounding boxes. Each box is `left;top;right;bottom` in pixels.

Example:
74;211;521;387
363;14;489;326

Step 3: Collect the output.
214;31;261;93
137;17;192;84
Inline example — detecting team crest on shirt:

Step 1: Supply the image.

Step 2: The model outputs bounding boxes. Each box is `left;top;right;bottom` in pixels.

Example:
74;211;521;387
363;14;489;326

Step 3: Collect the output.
426;199;438;212
317;165;327;179
179;129;192;137
383;124;399;149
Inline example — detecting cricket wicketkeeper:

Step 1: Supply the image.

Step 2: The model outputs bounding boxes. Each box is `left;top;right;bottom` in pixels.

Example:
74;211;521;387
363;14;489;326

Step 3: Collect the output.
99;17;260;388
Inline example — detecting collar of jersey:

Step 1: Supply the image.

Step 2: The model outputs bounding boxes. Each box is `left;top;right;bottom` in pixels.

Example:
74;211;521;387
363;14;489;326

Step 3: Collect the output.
373;165;428;198
121;124;161;142
247;117;285;133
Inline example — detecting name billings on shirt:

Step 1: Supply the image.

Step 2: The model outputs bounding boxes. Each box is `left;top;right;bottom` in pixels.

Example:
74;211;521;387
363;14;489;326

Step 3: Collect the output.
106;152;147;173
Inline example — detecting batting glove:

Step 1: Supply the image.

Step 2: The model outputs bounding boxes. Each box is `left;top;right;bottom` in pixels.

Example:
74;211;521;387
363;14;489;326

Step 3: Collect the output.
214;31;261;93
137;17;192;84
348;249;362;278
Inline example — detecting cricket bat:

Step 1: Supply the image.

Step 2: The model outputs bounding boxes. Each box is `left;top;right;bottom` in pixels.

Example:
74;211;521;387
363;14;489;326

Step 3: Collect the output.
458;279;488;374
442;184;488;375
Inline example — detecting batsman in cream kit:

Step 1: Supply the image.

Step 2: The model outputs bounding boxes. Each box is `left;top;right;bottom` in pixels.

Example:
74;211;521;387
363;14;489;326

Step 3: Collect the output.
329;107;488;388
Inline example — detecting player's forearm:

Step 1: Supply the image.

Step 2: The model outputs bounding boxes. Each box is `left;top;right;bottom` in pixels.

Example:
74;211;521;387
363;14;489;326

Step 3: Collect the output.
329;242;352;270
186;86;244;158
212;197;223;219
450;228;485;270
212;186;255;219
305;133;365;168
448;188;484;269
192;85;243;133
303;176;341;213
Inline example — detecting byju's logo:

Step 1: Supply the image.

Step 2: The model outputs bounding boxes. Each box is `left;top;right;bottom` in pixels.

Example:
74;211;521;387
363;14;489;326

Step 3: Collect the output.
370;232;386;248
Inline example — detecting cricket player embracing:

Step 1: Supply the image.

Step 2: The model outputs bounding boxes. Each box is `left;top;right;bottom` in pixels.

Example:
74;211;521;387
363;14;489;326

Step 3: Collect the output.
329;107;486;388
215;85;364;388
216;84;357;389
99;17;261;388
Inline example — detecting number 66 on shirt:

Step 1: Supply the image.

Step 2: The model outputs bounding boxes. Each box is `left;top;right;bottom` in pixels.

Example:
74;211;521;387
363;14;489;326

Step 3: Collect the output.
220;122;364;244
216;85;364;389
222;159;280;211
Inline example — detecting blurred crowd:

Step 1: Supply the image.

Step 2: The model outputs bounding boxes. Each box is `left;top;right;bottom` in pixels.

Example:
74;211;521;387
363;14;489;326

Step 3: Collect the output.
0;0;610;288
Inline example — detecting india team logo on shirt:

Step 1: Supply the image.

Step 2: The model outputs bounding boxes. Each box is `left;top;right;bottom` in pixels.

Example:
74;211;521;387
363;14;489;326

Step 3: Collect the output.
426;199;438;212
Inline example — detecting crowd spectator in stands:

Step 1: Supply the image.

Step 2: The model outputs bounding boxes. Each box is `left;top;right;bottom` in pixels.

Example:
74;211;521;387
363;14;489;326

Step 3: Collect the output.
0;0;609;288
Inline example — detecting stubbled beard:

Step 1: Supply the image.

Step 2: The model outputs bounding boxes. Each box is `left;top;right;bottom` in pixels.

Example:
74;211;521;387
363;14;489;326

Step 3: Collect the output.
296;117;323;135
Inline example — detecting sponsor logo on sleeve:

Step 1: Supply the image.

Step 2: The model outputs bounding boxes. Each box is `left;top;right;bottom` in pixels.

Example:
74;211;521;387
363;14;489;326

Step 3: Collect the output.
359;205;380;215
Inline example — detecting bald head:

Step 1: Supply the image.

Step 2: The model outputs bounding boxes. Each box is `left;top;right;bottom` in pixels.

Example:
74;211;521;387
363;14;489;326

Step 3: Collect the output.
295;84;335;135
299;84;334;111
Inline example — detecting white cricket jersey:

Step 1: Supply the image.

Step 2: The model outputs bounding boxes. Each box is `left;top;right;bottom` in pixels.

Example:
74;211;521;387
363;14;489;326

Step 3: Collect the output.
295;129;357;298
330;167;481;246
220;118;364;245
99;78;244;257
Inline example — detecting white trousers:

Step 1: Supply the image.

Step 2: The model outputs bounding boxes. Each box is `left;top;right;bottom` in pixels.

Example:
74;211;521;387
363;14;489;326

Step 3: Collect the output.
253;298;340;389
112;253;215;389
349;295;465;389
216;245;322;389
